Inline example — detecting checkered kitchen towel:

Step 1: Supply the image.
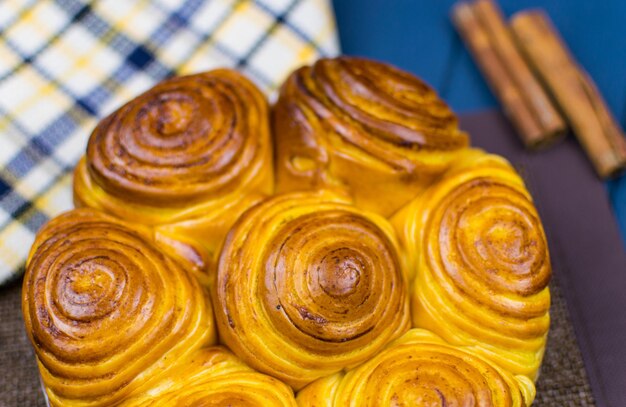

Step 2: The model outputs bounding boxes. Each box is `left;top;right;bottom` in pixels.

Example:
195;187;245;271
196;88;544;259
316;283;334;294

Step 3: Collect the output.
0;0;339;285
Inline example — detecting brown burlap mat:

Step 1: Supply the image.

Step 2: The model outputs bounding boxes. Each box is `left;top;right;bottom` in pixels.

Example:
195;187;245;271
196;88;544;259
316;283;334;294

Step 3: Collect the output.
534;279;595;406
0;273;594;407
0;278;46;407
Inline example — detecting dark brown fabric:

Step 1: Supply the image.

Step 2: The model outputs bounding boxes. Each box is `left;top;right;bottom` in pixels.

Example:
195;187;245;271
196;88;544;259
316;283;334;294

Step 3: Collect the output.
2;110;622;406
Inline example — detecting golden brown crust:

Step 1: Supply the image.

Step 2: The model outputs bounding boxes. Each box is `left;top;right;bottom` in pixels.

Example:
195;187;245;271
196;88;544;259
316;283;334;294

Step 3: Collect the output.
273;56;469;216
392;150;551;380
22;62;554;404
213;191;410;389
123;347;297;406
22;209;216;406
296;329;535;407
85;69;270;206
74;69;273;280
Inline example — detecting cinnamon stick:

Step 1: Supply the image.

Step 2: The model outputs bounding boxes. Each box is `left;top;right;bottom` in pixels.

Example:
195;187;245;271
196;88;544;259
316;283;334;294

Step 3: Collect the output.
451;0;566;148
511;10;626;178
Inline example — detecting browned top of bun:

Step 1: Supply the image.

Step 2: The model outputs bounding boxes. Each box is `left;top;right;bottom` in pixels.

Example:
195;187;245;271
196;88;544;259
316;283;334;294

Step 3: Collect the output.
87;69;269;206
281;56;468;172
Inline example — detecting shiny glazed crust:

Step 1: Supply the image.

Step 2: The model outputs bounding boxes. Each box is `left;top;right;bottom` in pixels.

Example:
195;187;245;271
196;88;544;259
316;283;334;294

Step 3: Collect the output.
22;59;553;405
22;209;216;406
73;69;273;281
296;329;535;407
391;150;551;380
213;191;410;389
122;347;297;406
273;56;469;216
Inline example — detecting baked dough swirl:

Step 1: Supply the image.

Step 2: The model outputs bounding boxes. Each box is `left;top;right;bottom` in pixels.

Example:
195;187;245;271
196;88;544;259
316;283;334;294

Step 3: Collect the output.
74;69;272;281
124;347;297;406
296;329;535;407
22;209;215;406
273;56;469;216
213;191;410;389
392;151;551;380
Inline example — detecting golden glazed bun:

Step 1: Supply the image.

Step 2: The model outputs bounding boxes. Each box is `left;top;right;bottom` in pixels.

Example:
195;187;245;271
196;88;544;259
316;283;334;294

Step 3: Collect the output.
213;191;410;390
297;329;535;407
273;56;469;216
74;69;273;283
392;151;551;380
22;209;215;406
123;347;297;406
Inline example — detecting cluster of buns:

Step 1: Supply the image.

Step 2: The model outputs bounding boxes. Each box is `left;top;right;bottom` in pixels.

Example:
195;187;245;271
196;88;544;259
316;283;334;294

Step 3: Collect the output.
22;57;551;406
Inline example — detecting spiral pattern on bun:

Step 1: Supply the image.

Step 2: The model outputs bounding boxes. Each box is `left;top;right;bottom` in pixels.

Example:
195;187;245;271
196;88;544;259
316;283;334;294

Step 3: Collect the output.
74;69;272;280
213;191;410;389
22;209;215;406
125;347;297;406
391;151;551;380
273;56;469;216
297;329;535;407
84;69;270;205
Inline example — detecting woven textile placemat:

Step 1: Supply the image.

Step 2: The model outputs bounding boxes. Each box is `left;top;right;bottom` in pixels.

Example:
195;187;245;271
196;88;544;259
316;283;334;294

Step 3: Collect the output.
0;275;594;406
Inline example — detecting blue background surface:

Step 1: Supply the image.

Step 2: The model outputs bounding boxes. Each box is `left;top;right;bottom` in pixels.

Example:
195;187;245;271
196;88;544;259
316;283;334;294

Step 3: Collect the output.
333;0;626;245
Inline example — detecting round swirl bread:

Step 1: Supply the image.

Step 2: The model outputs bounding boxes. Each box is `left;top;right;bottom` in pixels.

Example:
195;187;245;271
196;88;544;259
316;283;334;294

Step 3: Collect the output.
392;150;551;380
273;56;469;216
297;329;535;407
22;209;216;406
124;347;297;406
23;58;552;406
213;191;410;389
74;69;273;282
